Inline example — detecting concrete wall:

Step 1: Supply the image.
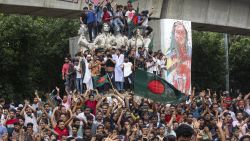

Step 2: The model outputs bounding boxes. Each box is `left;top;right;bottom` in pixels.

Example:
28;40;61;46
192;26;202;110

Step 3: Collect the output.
161;0;250;35
0;0;163;18
149;19;161;51
69;36;79;57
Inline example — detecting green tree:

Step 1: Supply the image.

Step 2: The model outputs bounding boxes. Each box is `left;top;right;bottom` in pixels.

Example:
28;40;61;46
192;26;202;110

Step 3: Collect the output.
192;31;226;90
229;36;250;92
0;14;78;102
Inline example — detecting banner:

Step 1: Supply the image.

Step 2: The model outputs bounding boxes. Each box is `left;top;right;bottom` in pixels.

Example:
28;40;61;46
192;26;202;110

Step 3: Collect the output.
160;19;192;94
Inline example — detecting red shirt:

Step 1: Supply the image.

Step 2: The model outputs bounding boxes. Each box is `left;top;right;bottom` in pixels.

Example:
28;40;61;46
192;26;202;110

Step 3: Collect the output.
54;126;69;140
6;118;19;133
102;11;111;23
6;118;19;125
62;63;69;77
85;100;98;114
165;114;182;123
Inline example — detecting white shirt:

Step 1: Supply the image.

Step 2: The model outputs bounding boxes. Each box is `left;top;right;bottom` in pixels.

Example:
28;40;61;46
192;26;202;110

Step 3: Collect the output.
141;15;149;27
24;112;38;133
125;10;135;23
61;95;72;109
146;61;155;73
156;59;161;73
123;62;133;77
77;112;95;123
232;120;247;138
0;114;5;125
74;65;82;78
115;11;123;18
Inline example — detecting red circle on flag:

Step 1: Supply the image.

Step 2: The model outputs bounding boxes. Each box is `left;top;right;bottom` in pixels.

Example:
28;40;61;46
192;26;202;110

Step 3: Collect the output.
147;80;165;95
97;77;105;83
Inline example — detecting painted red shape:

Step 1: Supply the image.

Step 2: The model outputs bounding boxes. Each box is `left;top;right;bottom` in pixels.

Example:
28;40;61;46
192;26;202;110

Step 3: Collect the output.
97;77;105;83
147;80;165;95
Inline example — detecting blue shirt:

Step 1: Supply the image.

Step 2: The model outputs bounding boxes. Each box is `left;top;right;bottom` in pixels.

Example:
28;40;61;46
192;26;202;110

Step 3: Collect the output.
0;125;7;138
95;6;103;23
191;107;202;119
87;10;96;24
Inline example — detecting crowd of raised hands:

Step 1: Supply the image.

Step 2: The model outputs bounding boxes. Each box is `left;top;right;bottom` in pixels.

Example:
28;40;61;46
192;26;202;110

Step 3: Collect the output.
0;86;250;141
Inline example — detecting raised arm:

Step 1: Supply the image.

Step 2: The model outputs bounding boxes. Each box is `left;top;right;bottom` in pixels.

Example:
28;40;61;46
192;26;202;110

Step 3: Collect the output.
111;93;124;107
45;125;59;136
83;89;91;102
244;93;250;107
96;96;106;110
20;101;28;117
190;87;195;102
216;119;226;141
149;8;154;17
117;110;125;131
50;107;58;129
94;89;102;101
65;113;75;127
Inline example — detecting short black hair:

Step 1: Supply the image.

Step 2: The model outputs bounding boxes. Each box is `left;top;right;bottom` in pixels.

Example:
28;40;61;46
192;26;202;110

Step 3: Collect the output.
27;122;34;127
67;137;75;141
240;135;250;141
175;124;194;139
107;54;112;58
163;135;176;141
14;122;20;126
9;108;16;113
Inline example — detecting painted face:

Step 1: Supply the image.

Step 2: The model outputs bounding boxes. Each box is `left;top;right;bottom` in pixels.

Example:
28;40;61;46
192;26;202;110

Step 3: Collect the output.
174;23;186;47
103;23;110;32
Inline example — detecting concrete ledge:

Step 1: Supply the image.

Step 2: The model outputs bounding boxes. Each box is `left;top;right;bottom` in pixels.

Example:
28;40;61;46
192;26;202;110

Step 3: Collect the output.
0;0;163;18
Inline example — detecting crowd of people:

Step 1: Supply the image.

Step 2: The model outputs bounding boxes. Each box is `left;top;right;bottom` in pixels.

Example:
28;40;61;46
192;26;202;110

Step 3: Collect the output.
79;0;153;42
1;0;250;141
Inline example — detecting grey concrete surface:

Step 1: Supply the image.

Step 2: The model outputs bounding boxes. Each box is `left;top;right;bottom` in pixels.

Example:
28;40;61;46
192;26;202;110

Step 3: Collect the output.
161;0;250;35
1;0;250;35
0;0;163;18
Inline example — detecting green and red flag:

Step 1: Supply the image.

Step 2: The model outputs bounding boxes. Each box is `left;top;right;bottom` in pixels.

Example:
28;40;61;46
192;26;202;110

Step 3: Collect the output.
148;34;154;50
129;0;138;3
134;69;184;104
93;74;110;88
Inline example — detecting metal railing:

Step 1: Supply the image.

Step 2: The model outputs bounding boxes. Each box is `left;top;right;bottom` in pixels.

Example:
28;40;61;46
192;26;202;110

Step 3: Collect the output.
57;0;80;3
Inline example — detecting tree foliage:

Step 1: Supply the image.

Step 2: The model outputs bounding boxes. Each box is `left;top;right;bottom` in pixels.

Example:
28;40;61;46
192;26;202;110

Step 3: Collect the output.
192;31;226;90
229;36;250;93
0;14;78;102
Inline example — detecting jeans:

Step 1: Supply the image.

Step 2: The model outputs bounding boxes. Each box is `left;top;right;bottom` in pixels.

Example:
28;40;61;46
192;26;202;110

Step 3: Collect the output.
115;82;124;91
127;22;134;39
124;73;134;90
87;22;96;42
113;18;124;32
76;78;83;94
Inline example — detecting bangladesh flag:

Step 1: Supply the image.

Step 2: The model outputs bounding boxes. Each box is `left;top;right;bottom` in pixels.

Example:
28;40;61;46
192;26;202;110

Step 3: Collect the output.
134;69;184;104
93;74;110;88
148;34;154;50
129;0;138;3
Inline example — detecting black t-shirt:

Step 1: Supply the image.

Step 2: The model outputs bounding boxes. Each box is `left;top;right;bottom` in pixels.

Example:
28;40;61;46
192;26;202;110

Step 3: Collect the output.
128;56;135;65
